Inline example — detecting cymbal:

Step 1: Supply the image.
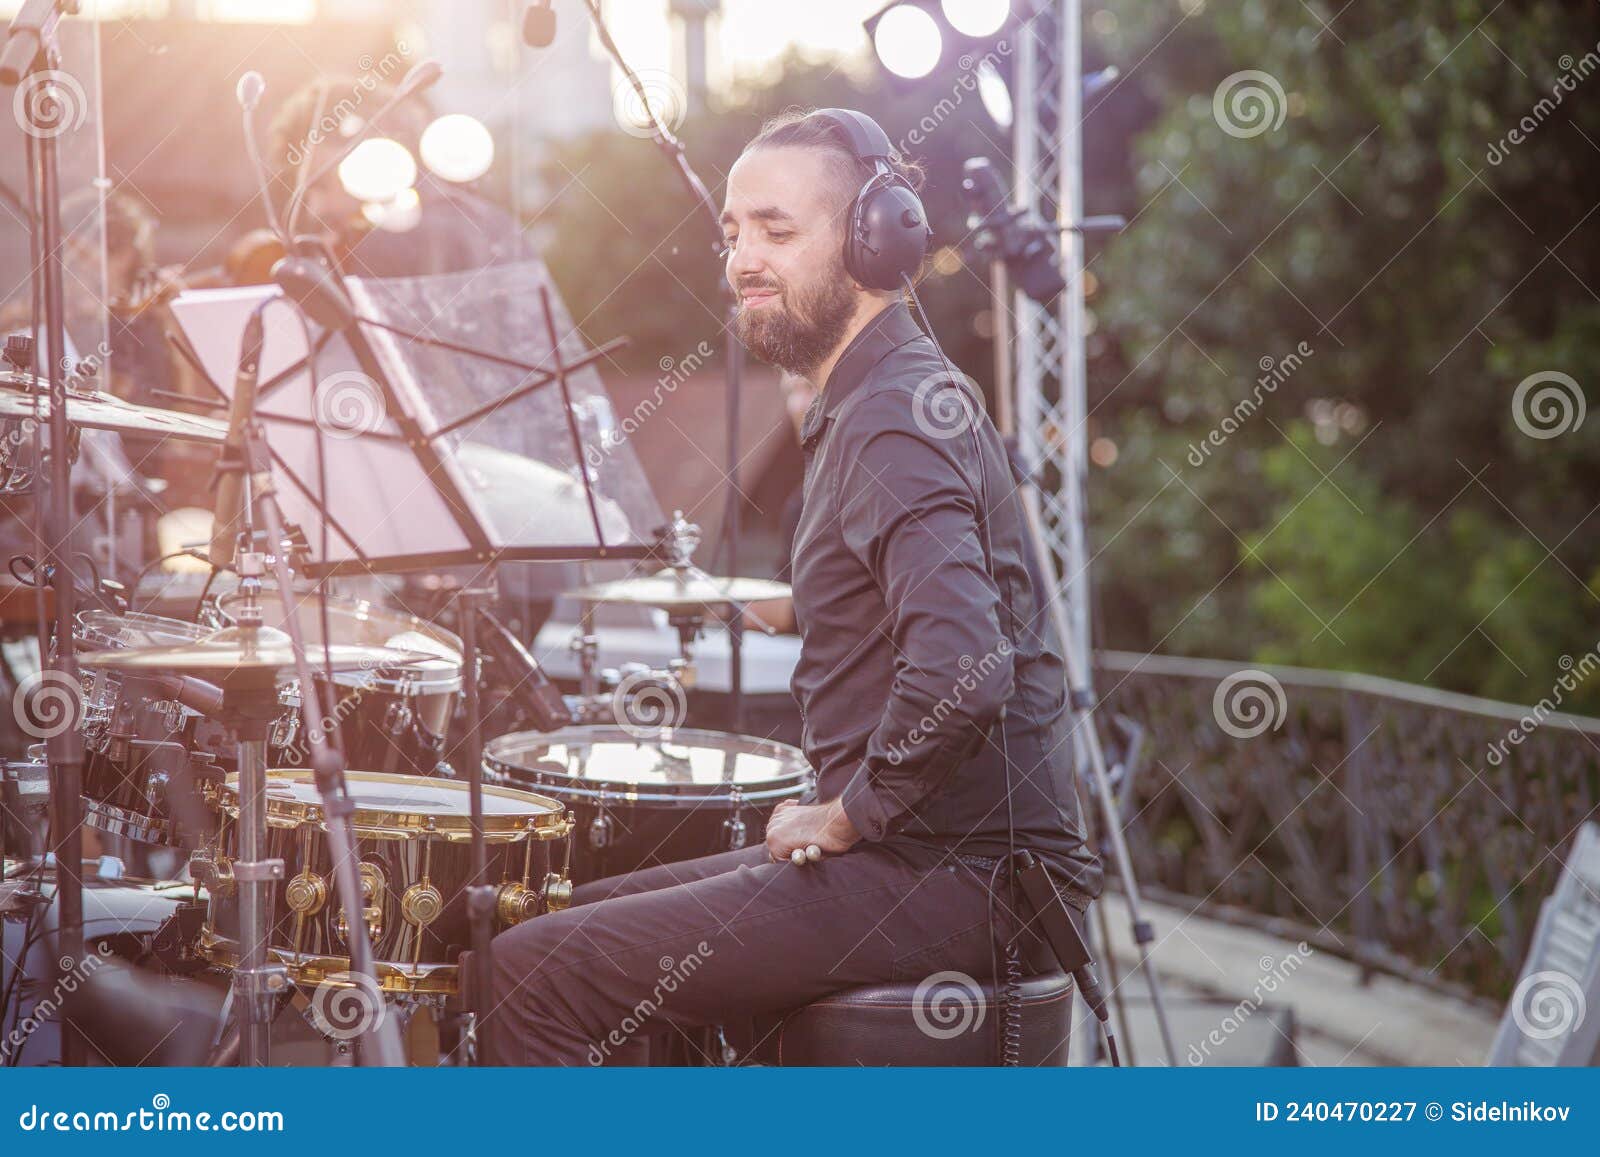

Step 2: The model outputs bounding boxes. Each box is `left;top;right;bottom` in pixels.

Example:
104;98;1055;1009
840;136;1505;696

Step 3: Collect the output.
0;372;226;443
78;625;432;683
566;568;791;612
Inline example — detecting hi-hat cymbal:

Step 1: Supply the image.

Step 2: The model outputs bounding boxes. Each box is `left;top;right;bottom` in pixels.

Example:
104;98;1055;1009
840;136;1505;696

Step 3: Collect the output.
78;624;432;683
0;372;226;443
566;568;791;612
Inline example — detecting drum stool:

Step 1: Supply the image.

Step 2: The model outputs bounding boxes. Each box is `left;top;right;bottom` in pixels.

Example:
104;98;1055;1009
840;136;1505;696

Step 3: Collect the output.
750;970;1075;1066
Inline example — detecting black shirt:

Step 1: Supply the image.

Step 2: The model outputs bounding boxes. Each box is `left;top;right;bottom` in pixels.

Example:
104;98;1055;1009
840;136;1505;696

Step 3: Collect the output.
790;303;1102;906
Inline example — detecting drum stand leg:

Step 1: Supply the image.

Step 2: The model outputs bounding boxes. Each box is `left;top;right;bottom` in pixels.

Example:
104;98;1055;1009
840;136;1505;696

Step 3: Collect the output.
206;980;295;1067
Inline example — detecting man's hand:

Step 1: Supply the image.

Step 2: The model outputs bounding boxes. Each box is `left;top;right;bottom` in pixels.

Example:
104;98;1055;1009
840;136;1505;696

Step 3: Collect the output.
765;798;860;864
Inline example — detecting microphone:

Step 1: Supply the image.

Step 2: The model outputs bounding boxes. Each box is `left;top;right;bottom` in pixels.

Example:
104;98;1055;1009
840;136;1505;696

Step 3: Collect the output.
396;57;444;100
271;236;354;333
209;305;266;569
235;69;265;112
236;69;288;246
523;1;557;48
153;675;225;718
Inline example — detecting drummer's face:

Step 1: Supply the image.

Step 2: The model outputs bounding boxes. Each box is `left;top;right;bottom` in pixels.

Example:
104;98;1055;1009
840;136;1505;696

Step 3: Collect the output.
722;147;859;378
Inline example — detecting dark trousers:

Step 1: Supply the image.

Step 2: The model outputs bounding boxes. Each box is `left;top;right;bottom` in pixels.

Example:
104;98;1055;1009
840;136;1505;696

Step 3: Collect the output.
486;840;1051;1066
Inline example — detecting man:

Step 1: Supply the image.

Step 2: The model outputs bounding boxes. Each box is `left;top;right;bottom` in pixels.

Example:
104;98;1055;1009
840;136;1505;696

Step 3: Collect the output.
488;109;1102;1065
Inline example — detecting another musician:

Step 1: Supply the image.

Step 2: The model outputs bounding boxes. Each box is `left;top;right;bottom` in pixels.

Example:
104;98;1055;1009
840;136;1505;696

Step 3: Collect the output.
490;109;1103;1064
267;77;531;279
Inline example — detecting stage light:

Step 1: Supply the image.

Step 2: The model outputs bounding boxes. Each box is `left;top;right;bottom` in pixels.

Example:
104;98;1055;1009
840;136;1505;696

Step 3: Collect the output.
941;0;1010;39
976;57;1012;128
420;114;495;183
338;137;417;204
362;186;423;233
873;4;943;80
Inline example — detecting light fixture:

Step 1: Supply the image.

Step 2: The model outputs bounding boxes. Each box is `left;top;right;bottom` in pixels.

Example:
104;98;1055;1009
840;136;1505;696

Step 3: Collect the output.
872;4;943;80
976;57;1012;128
941;0;1010;39
361;186;423;233
338;137;418;204
420;113;495;183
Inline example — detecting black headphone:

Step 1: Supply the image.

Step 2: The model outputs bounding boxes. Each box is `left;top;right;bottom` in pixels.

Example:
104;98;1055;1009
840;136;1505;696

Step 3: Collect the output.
811;108;932;291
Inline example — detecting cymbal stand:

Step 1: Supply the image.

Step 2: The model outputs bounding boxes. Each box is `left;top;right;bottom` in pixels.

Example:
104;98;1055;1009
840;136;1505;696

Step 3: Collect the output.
212;560;289;1068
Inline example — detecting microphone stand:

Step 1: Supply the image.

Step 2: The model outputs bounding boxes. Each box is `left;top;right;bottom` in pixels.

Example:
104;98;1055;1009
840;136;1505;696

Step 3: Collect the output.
1;1;84;1067
580;0;748;730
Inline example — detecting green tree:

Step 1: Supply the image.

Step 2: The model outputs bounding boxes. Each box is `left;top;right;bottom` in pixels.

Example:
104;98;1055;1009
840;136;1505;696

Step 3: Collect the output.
1088;0;1600;707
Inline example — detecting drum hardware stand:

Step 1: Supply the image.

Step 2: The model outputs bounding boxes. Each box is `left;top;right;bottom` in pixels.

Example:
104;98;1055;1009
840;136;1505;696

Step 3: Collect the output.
238;421;406;1067
454;583;498;1065
966;174;1176;1066
0;0;87;1066
203;295;406;1064
474;605;572;733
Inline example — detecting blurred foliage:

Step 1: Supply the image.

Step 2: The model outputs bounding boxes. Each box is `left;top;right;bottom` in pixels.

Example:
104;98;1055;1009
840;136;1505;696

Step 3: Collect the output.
1088;0;1600;711
529;3;1600;712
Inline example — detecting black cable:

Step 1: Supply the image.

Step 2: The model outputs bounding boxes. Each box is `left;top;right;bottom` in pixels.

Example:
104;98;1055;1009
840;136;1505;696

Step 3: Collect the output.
192;563;220;623
903;273;1028;1066
0;817;52;1065
129;549;219;612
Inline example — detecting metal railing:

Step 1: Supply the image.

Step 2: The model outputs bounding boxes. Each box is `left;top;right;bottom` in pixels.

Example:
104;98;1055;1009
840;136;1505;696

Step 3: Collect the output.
1091;651;1600;1002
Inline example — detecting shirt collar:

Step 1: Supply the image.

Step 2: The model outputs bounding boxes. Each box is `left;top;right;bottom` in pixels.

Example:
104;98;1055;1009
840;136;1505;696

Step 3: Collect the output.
799;302;925;447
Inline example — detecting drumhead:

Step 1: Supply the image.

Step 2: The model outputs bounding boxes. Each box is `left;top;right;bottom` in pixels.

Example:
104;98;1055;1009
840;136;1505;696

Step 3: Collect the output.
217;769;566;841
483;727;813;806
215;590;463;693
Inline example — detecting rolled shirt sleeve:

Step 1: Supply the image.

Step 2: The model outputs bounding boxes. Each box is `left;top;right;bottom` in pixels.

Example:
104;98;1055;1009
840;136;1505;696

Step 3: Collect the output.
830;386;1015;841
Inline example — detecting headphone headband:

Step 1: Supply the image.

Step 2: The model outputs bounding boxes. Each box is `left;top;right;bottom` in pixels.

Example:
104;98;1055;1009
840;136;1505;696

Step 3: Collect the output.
811;108;897;164
800;108;930;291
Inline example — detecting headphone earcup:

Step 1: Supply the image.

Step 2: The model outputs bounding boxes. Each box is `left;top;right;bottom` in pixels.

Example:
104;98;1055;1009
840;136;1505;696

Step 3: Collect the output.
848;180;932;290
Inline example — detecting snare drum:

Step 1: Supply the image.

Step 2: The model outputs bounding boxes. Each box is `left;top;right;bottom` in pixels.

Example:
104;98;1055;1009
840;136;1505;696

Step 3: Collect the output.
214;590;463;777
196;770;571;995
74;610;219;847
482;727;813;884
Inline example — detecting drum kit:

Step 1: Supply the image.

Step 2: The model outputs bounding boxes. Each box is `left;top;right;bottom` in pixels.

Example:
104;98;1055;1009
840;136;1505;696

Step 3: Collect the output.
0;33;812;1068
0;346;812;1065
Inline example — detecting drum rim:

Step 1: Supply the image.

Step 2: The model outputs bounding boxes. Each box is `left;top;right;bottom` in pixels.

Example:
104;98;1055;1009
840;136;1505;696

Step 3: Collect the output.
215;768;568;840
198;930;459;996
213;589;464;694
74;608;210;650
482;725;814;801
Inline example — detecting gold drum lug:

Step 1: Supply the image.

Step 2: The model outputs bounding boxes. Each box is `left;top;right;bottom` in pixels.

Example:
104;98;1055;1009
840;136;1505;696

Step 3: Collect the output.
402;882;445;928
285;871;328;916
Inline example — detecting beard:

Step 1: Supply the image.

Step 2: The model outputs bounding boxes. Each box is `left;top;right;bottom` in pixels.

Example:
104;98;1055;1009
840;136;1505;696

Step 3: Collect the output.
734;258;856;377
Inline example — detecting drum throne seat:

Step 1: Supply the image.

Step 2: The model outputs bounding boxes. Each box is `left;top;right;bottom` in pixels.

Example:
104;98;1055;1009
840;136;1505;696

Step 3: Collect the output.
750;970;1075;1066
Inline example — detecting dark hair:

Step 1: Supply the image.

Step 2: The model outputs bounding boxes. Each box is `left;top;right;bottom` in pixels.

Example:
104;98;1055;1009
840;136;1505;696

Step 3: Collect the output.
61;187;156;264
743;107;925;228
